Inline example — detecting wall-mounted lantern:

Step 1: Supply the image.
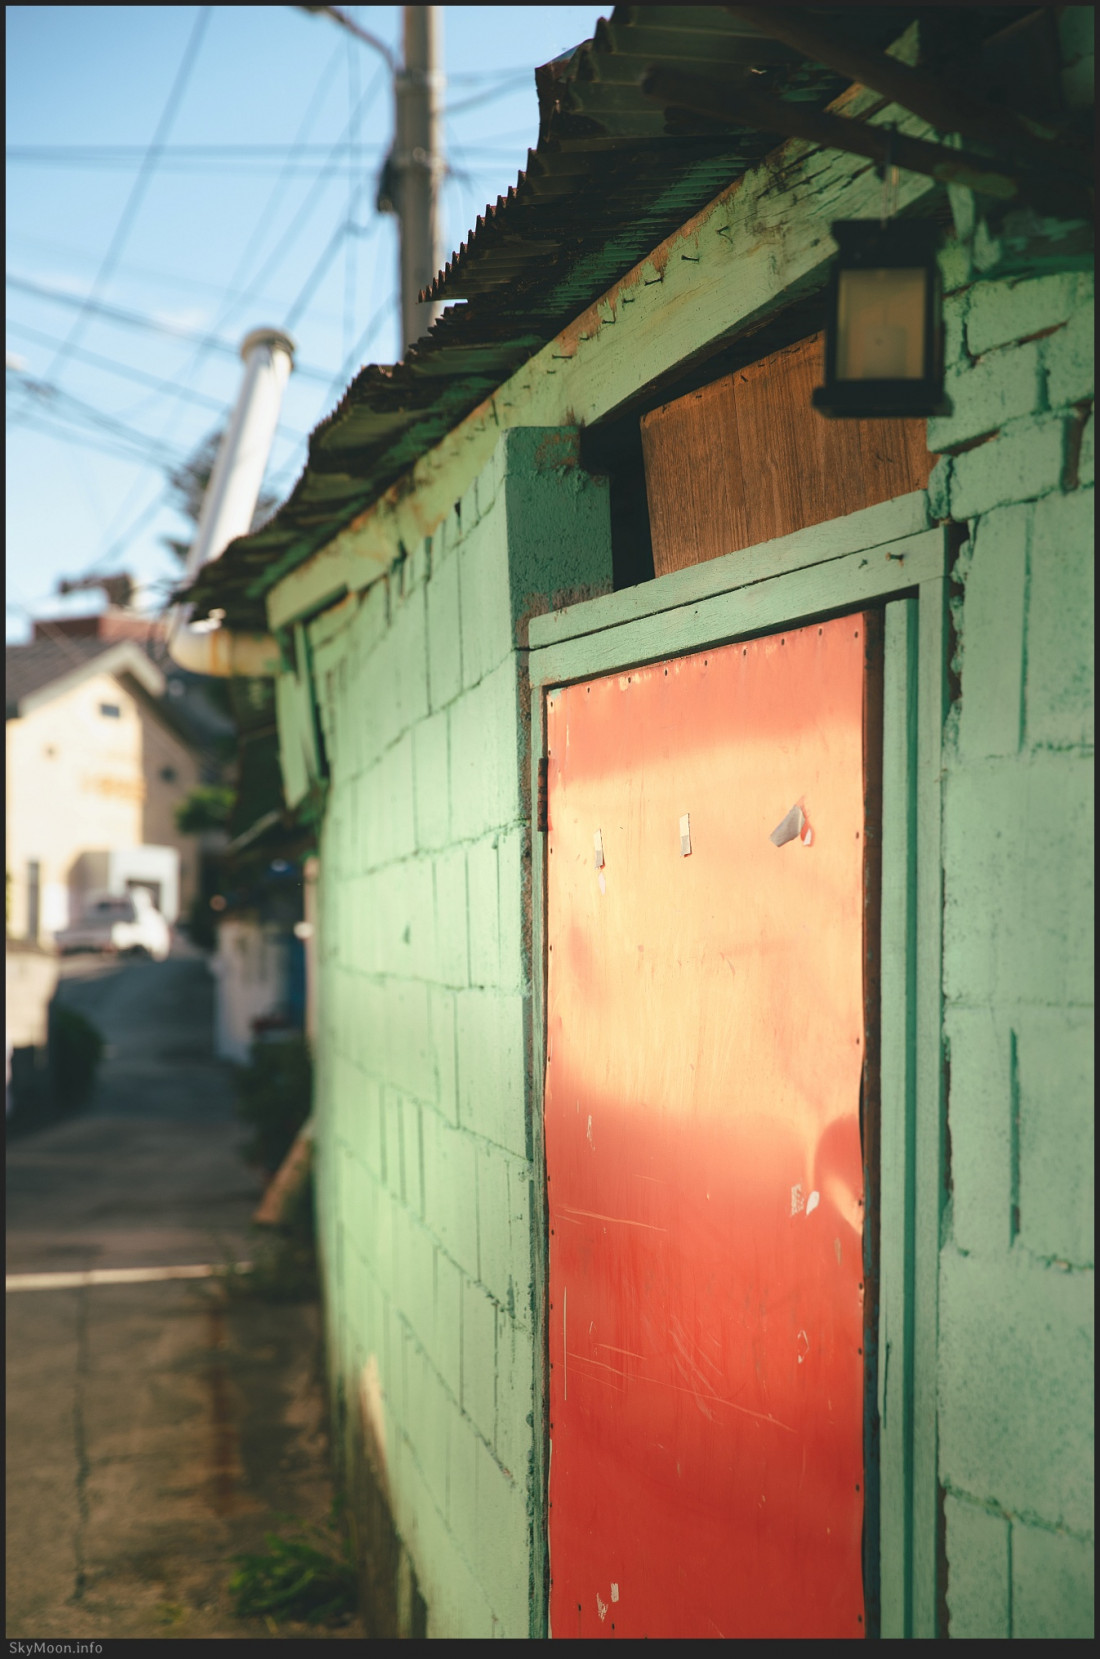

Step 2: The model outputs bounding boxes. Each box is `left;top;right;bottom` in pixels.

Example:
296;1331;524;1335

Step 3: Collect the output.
812;218;950;419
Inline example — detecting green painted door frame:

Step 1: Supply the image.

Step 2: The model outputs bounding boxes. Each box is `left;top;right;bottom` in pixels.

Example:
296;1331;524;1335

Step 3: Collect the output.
526;490;949;1639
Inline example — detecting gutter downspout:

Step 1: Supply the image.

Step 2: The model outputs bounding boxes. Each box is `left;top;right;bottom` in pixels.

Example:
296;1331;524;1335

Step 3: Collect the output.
167;326;295;677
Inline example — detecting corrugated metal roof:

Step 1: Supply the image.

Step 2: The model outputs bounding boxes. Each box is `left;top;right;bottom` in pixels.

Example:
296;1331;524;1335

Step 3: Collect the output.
184;5;1006;629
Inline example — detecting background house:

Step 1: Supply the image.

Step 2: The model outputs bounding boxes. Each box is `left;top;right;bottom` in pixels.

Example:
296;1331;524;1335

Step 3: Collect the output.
187;5;1093;1640
5;609;229;942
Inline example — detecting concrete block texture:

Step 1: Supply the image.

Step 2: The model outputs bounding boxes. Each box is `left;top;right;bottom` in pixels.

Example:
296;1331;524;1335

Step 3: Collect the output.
944;1006;1014;1256
1016;1007;1094;1267
455;988;530;1156
475;1139;533;1312
495;823;529;996
460;1273;497;1442
466;833;501;988
1041;302;1094;410
1025;488;1094;749
942;754;1094;1008
943;1495;1010;1639
420;1108;479;1282
432;845;469;990
927;339;1044;454
955;502;1029;760
413;709;450;850
965;270;1092;357
502;427;614;635
470;1435;532;1634
449;658;523;843
426;544;463;711
948;415;1066;521
1011;1521;1095;1638
938;1246;1093;1534
459;495;512;690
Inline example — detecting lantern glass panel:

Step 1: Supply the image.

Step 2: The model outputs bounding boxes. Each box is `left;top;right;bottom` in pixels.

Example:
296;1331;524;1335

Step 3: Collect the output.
835;267;926;381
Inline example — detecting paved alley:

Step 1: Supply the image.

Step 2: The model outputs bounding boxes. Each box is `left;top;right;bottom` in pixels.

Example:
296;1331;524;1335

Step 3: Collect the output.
6;954;361;1640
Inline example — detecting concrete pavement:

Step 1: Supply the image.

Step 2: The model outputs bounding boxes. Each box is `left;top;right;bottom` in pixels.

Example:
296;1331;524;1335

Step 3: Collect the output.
6;954;362;1640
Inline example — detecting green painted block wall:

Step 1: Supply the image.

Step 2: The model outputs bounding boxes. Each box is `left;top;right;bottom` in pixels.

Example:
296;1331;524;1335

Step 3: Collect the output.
934;224;1094;1638
302;428;612;1637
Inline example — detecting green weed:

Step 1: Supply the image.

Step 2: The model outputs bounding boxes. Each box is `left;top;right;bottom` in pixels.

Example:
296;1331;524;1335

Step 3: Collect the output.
228;1512;357;1626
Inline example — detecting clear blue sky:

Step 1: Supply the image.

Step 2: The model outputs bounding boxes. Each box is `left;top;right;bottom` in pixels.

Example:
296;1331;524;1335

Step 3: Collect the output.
5;5;606;642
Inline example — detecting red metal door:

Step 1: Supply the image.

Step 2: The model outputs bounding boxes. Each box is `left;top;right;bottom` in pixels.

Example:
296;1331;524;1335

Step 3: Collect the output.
544;614;869;1639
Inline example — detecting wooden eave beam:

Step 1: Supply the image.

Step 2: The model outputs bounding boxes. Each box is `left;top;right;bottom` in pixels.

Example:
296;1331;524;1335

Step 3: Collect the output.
639;68;1093;220
726;4;1092;184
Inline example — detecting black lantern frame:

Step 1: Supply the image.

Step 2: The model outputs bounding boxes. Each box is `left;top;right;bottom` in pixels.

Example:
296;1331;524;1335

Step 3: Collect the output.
812;218;951;420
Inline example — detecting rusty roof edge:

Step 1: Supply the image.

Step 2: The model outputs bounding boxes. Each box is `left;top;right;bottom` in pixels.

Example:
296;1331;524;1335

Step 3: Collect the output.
187;6;948;628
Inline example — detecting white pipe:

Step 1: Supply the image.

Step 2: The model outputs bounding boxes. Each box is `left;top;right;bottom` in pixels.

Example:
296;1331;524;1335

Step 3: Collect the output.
168;326;295;677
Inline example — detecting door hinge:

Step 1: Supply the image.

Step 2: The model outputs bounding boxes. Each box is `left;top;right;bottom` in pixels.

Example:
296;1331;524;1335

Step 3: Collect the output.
537;757;548;832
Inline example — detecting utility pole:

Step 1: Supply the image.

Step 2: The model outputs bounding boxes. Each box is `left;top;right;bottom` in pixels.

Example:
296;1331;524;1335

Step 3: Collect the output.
298;5;445;357
394;7;445;352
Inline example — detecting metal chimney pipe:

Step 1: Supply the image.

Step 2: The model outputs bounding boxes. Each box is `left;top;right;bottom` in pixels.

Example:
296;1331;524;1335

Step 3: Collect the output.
168;327;294;677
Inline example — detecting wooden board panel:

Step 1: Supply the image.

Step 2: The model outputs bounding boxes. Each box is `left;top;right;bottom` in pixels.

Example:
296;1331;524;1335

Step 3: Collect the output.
640;333;934;578
545;613;871;1638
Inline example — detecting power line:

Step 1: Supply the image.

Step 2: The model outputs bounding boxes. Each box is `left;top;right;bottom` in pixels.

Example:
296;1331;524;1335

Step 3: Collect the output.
6;318;309;434
44;7;213;386
7;275;335;384
7;377;193;470
27;36;351;600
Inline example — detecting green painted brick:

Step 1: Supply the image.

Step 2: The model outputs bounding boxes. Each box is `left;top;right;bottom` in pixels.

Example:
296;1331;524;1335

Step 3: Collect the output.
943;1494;1010;1638
403;1096;425;1217
927;454;952;520
501;427;614;637
466;833;501;988
449;659;523;842
475;1141;531;1309
494;1310;535;1477
938;1247;1094;1533
392;1202;434;1355
445;1403;479;1540
410;1345;452;1518
459;498;512;691
385;977;435;1101
948;416;1065;520
433;1247;464;1403
1012;1523;1095;1638
944;1006;1014;1255
455;988;529;1156
429;985;458;1123
433;846;469;990
495;823;527;995
427;544;463;710
1026;488;1095;749
927;339;1044;454
413;708;450;850
965;271;1090;357
423;1491;497;1637
1017;1008;1094;1267
943;756;1094;1007
957;502;1029;759
1042;303;1094;408
472;1434;531;1628
421;1110;479;1280
460;1274;497;1442
375;856;435;981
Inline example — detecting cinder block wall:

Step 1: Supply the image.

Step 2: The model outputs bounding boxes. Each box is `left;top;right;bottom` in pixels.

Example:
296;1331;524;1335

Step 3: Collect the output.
305;428;612;1636
927;236;1093;1637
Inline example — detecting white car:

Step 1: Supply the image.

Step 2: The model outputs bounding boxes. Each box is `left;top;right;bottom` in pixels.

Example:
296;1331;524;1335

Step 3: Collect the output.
55;889;171;962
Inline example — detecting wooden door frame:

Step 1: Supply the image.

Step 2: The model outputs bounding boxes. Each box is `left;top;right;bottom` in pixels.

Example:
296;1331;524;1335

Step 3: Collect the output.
526;489;948;1639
